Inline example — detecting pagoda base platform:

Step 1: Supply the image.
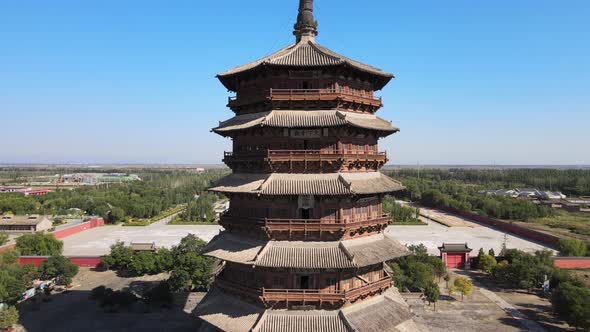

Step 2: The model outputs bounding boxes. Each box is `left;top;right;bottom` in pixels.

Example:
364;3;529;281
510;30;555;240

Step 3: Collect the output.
195;287;425;332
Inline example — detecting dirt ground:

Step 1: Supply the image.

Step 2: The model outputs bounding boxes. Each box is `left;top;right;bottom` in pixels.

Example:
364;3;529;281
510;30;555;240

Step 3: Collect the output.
14;268;205;332
466;271;573;332
407;271;575;332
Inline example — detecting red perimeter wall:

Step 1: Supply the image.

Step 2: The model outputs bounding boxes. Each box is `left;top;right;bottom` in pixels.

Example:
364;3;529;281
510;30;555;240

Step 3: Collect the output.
19;256;102;268
438;207;560;247
0;244;16;253
553;257;590;269
52;217;105;239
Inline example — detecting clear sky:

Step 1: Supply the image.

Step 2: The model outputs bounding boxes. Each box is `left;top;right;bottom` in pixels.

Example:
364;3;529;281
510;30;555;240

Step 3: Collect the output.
1;0;588;165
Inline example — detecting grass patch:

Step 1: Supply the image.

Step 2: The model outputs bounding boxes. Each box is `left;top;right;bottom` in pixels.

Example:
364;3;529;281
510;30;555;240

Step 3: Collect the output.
168;215;218;226
123;204;187;227
390;221;428;226
528;210;590;239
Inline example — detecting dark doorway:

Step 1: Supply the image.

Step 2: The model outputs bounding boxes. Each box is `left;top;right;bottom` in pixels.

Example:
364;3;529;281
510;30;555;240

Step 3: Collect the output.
301;208;311;220
303;140;309;150
302;81;310;89
300;276;310;289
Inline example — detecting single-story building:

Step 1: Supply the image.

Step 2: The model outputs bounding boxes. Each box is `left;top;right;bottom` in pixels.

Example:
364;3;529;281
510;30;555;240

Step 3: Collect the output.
130;242;157;253
439;243;473;269
0;215;53;233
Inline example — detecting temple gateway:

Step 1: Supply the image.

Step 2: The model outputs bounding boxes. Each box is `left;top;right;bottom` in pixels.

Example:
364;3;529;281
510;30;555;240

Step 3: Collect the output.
195;1;420;331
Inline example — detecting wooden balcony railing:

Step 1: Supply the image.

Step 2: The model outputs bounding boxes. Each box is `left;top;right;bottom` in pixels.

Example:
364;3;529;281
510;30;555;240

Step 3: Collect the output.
228;88;383;108
262;276;392;304
224;150;387;164
215;275;392;305
219;214;391;236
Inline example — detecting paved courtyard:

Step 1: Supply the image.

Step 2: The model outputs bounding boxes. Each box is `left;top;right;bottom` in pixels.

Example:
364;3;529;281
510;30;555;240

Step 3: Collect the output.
62;208;552;256
62;223;221;256
386;217;552;255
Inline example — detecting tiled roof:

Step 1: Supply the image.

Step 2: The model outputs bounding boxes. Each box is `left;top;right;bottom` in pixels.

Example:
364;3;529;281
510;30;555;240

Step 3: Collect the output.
253;310;349;332
202;232;409;269
438;243;472;253
195;288;417;332
340;288;417;332
217;40;393;81
194;288;264;332
213;110;398;136
257;242;355;269
209;172;404;196
342;234;410;267
0;215;49;226
202;233;265;264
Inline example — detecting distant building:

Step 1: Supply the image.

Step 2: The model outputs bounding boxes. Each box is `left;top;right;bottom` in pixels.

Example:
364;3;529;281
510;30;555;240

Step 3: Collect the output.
486;189;519;198
130;242;157;253
0;215;53;233
539;191;566;200
515;188;542;198
24;188;52;196
0;186;27;194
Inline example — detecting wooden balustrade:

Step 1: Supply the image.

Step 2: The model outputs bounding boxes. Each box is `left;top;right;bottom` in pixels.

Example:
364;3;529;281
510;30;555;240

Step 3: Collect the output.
228;88;383;108
223;150;388;164
216;275;391;305
261;276;392;304
220;215;390;232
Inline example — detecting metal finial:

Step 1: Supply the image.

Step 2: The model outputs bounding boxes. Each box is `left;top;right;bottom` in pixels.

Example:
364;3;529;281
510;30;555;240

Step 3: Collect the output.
293;0;318;42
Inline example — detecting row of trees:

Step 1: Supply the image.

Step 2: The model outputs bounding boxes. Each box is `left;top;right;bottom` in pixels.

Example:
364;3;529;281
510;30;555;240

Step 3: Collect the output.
175;193;218;223
101;234;214;292
0;169;227;223
389;168;590;196
389;172;552;221
382;196;421;223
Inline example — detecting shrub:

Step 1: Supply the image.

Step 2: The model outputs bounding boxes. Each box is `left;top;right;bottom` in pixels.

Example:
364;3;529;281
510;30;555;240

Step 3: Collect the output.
16;233;63;256
557;238;587;257
105;241;134;270
0;233;8;246
128;252;157;276
0;305;19;329
551;282;590;330
477;254;497;273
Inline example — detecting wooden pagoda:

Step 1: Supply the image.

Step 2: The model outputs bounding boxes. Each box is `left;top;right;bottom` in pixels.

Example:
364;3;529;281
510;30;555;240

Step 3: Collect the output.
195;1;420;331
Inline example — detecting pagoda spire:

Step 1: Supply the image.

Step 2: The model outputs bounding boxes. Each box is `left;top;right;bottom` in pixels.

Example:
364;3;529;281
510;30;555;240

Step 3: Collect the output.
293;0;318;42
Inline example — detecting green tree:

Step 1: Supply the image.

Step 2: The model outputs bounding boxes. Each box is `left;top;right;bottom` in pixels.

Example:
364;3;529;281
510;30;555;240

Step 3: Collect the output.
0;233;8;246
488;248;496;258
128;251;157;276
551;282;590;330
39;255;79;285
15;233;63;256
477;254;497;273
405;262;434;291
0;305;19;329
452;277;473;301
557;238;587;257
169;234;213;291
407;244;428;259
424;282;440;311
105;241;134;270
106;207;126;224
155;248;174;272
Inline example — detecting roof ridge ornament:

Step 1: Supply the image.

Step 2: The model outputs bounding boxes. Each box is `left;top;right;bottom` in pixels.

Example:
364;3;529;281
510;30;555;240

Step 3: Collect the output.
293;0;318;43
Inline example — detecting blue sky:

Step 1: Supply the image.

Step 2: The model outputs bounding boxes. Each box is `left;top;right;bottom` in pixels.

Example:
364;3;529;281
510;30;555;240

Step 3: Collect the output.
1;0;588;165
